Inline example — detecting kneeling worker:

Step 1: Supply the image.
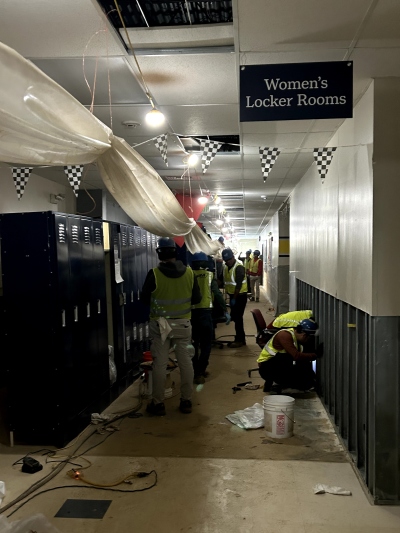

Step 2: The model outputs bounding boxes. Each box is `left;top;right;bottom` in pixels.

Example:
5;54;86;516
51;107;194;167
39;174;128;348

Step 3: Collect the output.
257;319;322;392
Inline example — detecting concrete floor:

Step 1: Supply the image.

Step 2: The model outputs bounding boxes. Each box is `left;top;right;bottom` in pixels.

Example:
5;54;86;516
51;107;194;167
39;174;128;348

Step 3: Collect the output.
1;297;400;532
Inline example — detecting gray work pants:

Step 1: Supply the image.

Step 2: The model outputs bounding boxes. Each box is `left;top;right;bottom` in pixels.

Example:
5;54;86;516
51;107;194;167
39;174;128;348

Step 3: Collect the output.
149;319;194;404
250;275;260;299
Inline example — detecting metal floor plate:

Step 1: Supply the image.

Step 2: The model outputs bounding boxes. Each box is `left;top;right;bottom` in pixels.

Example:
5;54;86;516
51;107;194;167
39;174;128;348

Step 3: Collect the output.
55;499;112;519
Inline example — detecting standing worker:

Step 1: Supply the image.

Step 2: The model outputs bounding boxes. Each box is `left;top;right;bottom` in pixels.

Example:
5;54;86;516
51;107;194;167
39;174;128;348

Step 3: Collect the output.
257;319;322;392
248;249;262;302
140;237;201;416
239;250;252;295
221;248;248;348
191;252;228;384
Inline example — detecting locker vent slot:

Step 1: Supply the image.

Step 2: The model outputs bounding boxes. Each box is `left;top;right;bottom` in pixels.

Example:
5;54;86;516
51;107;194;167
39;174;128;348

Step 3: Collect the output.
95;228;102;245
129;233;134;246
83;226;91;244
71;225;79;244
122;231;127;246
58;223;66;243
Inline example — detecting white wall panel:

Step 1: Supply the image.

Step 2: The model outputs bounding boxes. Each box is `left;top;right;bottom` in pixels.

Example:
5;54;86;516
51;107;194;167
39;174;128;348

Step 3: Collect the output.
290;83;374;314
0;168;75;214
372;78;400;315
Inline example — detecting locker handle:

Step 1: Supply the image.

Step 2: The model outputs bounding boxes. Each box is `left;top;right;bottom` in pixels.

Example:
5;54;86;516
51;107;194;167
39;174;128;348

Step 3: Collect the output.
131;290;134;303
123;292;127;305
74;306;78;322
61;309;66;328
97;299;101;314
86;302;90;318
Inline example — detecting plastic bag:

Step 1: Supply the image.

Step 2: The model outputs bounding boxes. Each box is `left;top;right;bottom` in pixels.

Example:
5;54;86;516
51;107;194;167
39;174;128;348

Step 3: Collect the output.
226;403;264;429
108;345;117;384
0;514;62;533
0;481;5;505
314;484;352;496
109;357;117;384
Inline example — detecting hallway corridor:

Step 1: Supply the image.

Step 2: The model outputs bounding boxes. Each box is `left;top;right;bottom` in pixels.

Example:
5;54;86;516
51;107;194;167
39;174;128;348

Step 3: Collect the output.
1;298;400;532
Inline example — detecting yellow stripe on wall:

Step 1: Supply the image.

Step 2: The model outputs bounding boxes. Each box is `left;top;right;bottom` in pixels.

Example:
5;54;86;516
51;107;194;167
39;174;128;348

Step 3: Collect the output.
279;237;290;255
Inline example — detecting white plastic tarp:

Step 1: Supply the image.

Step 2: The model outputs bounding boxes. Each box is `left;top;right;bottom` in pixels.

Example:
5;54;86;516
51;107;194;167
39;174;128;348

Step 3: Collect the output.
0;41;221;255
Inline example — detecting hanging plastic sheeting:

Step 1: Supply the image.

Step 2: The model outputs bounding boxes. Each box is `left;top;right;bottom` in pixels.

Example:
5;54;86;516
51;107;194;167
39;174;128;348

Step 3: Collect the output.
0;43;112;166
0;41;221;255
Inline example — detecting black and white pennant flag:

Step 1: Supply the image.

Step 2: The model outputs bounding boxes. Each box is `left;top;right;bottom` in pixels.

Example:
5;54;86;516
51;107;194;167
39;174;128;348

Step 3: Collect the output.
200;139;222;174
64;165;83;197
154;133;168;166
259;147;280;182
313;147;337;180
12;167;32;200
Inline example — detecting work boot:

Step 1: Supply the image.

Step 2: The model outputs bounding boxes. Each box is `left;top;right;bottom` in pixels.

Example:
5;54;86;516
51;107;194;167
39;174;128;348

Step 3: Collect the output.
194;375;205;384
256;298;259;302
179;399;192;414
146;400;166;416
228;341;246;348
249;297;255;301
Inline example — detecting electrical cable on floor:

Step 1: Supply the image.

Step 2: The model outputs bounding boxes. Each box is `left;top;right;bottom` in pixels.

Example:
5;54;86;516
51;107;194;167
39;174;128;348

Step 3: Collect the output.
6;471;158;518
0;389;145;515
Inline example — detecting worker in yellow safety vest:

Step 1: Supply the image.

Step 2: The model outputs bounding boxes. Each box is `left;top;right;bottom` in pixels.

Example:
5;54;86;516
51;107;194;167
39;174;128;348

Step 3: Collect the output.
140;237;201;416
248;249;262;302
191;252;228;384
257;318;323;393
221;248;248;348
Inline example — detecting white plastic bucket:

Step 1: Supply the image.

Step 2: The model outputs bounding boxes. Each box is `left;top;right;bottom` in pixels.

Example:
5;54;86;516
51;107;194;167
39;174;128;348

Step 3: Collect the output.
263;395;295;439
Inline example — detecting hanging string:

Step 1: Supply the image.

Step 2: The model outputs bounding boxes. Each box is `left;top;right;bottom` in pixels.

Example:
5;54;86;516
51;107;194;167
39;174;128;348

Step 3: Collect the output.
113;0;155;108
131;132;369;152
82;30;106;114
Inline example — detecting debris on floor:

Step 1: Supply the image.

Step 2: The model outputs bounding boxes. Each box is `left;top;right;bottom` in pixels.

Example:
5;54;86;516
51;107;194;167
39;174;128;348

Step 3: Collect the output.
226;403;264;429
0;513;62;533
314;484;352;496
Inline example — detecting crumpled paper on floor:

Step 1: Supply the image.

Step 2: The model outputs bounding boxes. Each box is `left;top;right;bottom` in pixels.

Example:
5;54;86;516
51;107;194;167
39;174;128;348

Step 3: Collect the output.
91;413;111;424
314;484;352;496
226;403;264;429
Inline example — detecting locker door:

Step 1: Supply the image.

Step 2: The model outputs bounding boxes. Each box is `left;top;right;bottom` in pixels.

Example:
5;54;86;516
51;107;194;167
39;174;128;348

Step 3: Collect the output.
92;219;108;390
66;215;87;415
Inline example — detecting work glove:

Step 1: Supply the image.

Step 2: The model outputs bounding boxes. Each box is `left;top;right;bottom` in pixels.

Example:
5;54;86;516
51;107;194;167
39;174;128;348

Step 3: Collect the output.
316;342;324;358
225;312;231;325
230;298;236;307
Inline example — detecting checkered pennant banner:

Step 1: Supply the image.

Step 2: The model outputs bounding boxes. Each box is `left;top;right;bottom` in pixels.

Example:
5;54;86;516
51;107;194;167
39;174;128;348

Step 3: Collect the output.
200;139;222;173
259;147;280;182
154;133;168;166
63;165;83;196
12;167;32;200
313;147;337;179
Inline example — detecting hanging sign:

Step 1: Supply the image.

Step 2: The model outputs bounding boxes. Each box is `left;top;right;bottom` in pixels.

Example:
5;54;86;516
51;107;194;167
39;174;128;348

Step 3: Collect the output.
240;61;353;122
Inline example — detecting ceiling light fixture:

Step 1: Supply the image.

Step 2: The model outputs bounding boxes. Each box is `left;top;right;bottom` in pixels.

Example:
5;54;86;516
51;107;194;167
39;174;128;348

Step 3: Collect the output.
187;153;198;166
198;196;208;205
215;219;224;226
183;153;198;167
145;107;165;127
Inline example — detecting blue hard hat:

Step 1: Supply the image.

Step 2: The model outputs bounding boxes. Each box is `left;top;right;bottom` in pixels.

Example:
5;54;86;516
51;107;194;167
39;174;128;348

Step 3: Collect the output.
299;319;319;335
218;236;224;243
246;250;251;254
253;249;260;256
156;237;176;250
192;252;208;262
222;248;234;261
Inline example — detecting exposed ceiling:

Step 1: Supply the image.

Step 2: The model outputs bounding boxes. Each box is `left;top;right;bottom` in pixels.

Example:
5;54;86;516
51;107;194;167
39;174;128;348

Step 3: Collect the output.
1;0;400;240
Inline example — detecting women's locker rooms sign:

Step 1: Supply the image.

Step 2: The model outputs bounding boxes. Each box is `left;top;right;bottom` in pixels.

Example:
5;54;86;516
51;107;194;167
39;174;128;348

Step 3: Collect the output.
240;61;353;121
